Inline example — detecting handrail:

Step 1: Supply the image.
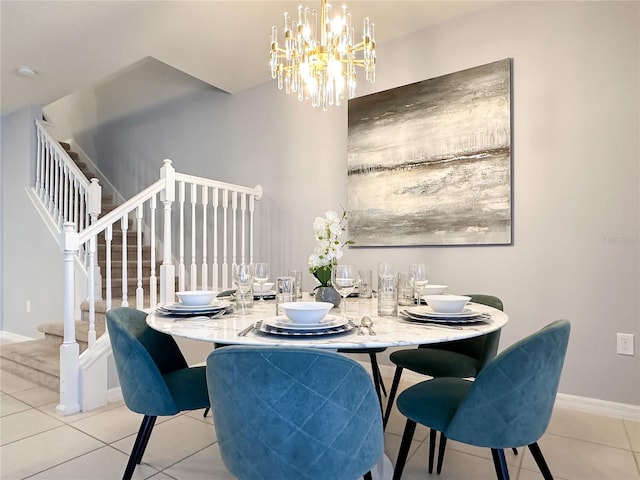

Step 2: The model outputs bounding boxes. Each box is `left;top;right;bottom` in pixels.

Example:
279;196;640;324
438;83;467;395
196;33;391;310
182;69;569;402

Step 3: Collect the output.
55;156;262;415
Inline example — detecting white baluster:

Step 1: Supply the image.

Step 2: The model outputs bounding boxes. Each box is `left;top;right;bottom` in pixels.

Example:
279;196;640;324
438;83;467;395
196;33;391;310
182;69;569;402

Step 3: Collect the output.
105;225;112;311
201;185;208;290
150;195;157;308
35;127;42;195
240;192;247;265
222;189;229;290
136;205;144;310
86;235;97;349
178;181;185;292
231;191;238;269
212;187;219;290
249;193;256;266
120;215;129;308
190;183;197;289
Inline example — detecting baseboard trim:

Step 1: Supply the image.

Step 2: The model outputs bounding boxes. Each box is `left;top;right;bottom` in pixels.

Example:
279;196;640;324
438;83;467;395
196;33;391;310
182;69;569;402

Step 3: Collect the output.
375;363;640;422
0;331;36;343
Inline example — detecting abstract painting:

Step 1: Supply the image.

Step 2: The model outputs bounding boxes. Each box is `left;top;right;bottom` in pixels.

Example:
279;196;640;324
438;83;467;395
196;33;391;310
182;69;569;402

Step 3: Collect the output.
347;58;512;246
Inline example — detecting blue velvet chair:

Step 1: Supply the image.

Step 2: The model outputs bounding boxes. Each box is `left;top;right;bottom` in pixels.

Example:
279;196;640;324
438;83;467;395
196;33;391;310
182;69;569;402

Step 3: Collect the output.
392;319;571;480
384;294;504;429
106;307;210;480
206;346;384;480
383;294;505;471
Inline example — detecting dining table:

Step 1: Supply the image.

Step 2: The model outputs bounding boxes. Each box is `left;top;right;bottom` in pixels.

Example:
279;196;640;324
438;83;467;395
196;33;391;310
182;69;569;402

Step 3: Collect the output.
146;295;508;480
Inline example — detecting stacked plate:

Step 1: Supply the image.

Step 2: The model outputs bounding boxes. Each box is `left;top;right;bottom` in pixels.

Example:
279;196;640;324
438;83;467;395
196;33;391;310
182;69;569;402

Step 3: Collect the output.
156;299;232;317
400;306;490;325
258;315;354;337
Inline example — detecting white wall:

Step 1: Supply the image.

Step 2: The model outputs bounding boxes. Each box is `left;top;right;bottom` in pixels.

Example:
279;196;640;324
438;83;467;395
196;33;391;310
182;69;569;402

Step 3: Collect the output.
17;1;640;405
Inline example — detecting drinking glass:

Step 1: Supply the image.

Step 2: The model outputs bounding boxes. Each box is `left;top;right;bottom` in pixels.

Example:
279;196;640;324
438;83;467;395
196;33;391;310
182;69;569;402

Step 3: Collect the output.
233;263;254;315
332;264;356;321
357;269;373;299
409;263;429;304
254;262;270;302
397;272;414;306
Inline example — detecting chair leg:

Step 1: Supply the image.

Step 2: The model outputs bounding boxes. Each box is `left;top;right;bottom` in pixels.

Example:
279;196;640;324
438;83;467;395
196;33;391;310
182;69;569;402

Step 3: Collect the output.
392;419;417;480
383;366;404;430
428;428;437;473
203;407;210;417
364;471;373;480
369;355;384;412
368;352;387;397
436;432;447;474
490;449;510;480
528;442;553;480
512;447;518;455
124;415;157;480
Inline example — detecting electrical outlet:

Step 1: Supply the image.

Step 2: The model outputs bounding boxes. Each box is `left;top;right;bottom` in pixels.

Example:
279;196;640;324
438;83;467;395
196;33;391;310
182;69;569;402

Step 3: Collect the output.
616;333;634;356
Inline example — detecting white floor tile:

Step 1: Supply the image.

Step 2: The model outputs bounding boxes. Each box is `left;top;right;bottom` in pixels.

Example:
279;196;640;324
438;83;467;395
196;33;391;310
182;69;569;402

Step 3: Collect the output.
625;420;640;453
28;445;160;479
163;443;236;479
1;394;31;417
10;385;59;407
521;433;640;480
548;407;631;449
111;414;216;471
38;398;126;423
69;405;168;444
0;425;104;479
0;371;39;394
0;408;65;445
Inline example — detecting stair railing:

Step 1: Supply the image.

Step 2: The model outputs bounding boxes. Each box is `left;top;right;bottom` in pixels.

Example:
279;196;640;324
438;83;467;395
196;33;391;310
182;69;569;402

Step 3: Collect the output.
59;159;262;415
35;120;102;232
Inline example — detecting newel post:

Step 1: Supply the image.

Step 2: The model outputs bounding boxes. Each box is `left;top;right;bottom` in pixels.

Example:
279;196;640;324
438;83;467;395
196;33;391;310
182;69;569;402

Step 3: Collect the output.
159;160;176;306
57;222;81;416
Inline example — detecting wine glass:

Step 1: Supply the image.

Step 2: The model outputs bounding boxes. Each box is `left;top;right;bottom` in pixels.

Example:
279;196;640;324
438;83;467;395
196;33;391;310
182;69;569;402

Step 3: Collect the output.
233;263;254;315
409;263;429;305
332;264;356;321
254;262;270;302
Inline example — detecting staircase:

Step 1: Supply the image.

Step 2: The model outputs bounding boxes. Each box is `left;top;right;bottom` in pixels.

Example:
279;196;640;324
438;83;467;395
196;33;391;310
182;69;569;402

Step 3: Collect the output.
0;142;156;391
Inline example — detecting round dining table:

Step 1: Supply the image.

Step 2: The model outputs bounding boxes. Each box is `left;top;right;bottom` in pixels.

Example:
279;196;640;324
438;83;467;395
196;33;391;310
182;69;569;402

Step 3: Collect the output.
146;297;508;480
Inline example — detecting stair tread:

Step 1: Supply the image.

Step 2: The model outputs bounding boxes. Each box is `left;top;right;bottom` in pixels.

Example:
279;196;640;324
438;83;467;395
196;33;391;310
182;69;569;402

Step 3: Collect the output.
1;339;60;377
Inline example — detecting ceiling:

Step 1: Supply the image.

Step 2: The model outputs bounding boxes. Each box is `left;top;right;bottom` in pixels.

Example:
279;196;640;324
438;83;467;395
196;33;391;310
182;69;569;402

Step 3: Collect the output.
1;1;496;117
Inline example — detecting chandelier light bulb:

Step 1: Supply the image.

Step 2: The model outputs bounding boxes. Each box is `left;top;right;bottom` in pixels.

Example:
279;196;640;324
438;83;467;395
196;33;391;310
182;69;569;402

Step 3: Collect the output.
270;0;376;110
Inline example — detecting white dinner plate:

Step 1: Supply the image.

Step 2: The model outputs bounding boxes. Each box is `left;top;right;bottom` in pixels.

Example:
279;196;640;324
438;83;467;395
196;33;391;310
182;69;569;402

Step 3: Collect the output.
404;307;480;319
258;320;354;336
263;315;346;331
158;300;231;314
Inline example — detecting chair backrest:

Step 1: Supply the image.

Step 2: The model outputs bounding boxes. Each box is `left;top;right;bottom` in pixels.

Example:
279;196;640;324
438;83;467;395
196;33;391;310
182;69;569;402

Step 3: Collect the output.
106;307;189;416
206;346;384;480
446;319;571;448
427;294;504;370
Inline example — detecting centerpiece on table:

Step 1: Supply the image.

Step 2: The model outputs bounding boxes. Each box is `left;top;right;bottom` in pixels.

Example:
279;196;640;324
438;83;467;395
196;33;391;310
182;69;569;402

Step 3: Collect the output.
308;210;353;307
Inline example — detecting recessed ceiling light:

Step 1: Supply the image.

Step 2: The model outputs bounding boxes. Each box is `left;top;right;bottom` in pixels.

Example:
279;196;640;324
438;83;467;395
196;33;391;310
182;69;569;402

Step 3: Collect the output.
16;65;36;78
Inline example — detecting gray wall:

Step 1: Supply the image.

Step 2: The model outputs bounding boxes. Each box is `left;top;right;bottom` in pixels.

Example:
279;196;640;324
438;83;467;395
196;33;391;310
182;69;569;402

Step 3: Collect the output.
1;106;66;337
3;1;638;405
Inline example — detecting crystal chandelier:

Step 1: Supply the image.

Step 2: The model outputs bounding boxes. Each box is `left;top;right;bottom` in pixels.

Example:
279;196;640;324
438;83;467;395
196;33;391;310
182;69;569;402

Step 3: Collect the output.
270;0;376;111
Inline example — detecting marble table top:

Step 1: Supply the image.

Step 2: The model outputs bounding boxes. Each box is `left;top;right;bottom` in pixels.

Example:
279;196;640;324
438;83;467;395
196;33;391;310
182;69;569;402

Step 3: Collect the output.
146;297;508;349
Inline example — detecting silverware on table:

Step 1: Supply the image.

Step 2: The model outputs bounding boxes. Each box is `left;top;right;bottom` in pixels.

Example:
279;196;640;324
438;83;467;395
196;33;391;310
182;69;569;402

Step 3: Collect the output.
361;316;376;335
238;323;256;337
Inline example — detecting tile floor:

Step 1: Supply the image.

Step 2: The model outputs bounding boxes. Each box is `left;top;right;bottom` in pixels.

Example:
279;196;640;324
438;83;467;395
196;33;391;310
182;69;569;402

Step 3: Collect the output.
1;366;639;480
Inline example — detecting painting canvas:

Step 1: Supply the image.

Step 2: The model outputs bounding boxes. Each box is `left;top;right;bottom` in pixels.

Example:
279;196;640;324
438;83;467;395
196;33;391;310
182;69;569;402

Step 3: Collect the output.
347;58;512;246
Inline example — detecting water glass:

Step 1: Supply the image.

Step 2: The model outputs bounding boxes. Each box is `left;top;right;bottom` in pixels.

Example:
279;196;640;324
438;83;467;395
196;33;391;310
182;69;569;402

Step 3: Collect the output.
254;262;270;302
377;274;398;316
288;270;303;299
236;283;254;311
357;269;373;299
397;272;414;306
275;276;296;316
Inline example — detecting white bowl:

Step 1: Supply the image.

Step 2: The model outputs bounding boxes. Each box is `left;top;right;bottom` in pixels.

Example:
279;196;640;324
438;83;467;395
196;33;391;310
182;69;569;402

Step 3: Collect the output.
421;284;448;295
424;295;471;313
176;290;217;306
280;302;333;325
253;282;275;293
